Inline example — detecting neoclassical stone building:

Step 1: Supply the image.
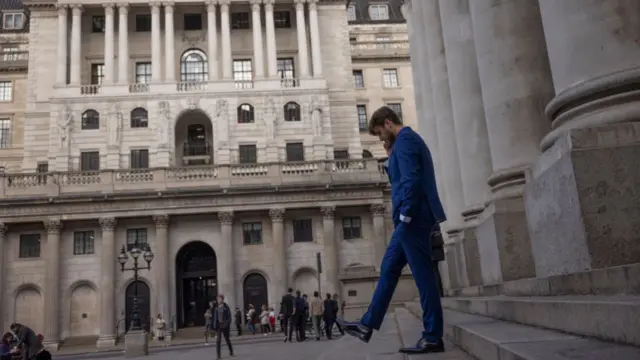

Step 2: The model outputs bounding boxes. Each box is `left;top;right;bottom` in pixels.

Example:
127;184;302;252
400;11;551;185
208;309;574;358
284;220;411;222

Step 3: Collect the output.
0;0;421;350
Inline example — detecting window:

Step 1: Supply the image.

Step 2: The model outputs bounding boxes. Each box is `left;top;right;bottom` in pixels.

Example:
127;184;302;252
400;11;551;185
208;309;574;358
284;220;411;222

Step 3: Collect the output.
131;107;148;128
237;104;255;124
387;103;403;120
91;64;105;85
382;68;399;88
286;142;304;162
334;150;349;160
347;5;356;21
184;13;202;30
126;228;148;251
274;11;291;28
368;4;389;21
92;15;105;32
284;102;301;122
80;151;100;171
348;290;357;297
242;222;263;245
0;81;12;101
357;105;367;132
0;119;10;148
130;149;149;169
293;219;313;243
73;231;95;255
278;58;296;87
19;234;40;258
238;144;257;164
231;12;250;29
233;60;253;89
81;109;100;130
180;49;208;82
135;14;151;32
362;150;373;158
2;45;19;61
135;62;152;84
37;162;48;184
342;217;362;240
353;70;364;89
3;12;25;30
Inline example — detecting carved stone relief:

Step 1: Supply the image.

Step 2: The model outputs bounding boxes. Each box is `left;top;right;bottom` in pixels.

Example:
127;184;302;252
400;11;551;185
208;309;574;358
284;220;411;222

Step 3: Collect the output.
264;97;277;140
107;101;123;147
216;99;229;142
58;104;73;149
157;101;171;146
309;96;323;137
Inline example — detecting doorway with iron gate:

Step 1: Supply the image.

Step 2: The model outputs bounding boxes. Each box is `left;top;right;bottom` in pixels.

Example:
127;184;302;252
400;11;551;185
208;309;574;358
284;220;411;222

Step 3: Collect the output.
175;241;218;328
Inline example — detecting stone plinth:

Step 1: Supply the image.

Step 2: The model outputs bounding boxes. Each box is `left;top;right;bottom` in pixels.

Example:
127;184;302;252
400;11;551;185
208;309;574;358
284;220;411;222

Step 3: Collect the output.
96;335;116;349
124;330;149;358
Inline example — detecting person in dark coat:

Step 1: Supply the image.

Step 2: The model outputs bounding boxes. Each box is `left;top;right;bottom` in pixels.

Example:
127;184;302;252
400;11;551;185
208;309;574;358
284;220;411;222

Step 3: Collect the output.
280;288;295;342
1;332;15;360
234;307;243;336
211;295;234;359
292;290;306;342
323;293;338;340
9;323;45;360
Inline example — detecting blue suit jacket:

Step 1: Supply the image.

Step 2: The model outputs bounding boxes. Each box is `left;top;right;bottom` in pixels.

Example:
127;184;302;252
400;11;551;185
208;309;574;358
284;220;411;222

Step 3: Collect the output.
387;127;446;228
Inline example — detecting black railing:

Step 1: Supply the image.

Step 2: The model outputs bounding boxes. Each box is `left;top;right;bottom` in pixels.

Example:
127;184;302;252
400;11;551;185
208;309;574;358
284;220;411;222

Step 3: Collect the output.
183;141;212;157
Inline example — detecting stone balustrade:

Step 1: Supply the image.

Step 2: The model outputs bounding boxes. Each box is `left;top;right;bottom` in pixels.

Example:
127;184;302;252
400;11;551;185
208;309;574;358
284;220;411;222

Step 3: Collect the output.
0;159;386;199
0;50;29;71
350;40;410;58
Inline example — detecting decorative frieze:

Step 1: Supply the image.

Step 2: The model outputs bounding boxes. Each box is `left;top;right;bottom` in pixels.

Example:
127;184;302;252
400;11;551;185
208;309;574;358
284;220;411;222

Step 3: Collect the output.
269;208;285;222
98;217;117;230
218;211;234;225
153;214;170;228
0;223;7;236
370;203;386;216
321;206;335;219
44;219;63;234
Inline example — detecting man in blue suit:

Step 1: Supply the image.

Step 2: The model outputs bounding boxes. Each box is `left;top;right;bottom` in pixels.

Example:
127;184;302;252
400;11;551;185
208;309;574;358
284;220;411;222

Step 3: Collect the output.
337;106;446;354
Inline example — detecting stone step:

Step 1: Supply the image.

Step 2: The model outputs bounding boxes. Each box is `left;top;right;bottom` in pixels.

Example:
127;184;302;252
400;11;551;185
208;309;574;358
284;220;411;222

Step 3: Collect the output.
61;335;99;347
404;302;640;360
442;295;640;347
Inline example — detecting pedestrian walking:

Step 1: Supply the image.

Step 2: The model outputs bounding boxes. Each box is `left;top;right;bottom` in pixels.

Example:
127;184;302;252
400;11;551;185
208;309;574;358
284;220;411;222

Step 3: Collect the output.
234;307;243;337
280;288;295;342
310;291;324;340
212;295;234;359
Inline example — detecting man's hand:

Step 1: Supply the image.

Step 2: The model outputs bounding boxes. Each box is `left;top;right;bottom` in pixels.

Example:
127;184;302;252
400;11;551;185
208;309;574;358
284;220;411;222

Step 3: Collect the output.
383;141;392;156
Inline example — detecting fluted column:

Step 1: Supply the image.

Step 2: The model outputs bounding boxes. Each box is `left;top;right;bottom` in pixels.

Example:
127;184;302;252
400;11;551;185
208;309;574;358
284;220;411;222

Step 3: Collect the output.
150;2;162;82
294;0;310;78
164;2;176;81
218;212;236;309
117;4;129;84
250;0;265;78
321;207;339;295
307;0;322;77
55;5;68;85
220;0;232;79
206;0;219;80
69;5;82;85
97;217;117;348
153;215;171;338
0;223;6;330
264;0;278;78
269;209;287;299
103;4;115;84
43;219;62;347
370;204;386;271
438;0;492;221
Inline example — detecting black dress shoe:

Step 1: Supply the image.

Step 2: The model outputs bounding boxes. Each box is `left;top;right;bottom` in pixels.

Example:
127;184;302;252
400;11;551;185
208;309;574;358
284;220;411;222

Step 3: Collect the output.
335;319;372;343
399;338;445;354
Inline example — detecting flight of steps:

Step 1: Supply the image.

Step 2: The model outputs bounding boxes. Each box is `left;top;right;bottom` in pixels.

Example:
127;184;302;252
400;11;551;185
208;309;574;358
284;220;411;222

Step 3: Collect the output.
404;263;640;360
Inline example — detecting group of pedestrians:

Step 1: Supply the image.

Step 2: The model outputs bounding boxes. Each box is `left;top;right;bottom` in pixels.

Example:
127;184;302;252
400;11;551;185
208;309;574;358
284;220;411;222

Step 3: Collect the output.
1;323;51;360
279;288;344;342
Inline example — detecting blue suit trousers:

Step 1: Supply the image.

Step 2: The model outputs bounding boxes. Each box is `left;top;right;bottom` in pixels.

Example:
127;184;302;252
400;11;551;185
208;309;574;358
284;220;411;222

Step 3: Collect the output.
360;221;443;342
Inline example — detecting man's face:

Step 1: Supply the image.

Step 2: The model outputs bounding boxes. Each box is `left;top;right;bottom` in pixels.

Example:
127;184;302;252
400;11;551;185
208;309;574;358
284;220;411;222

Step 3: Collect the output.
217;296;223;304
372;119;396;144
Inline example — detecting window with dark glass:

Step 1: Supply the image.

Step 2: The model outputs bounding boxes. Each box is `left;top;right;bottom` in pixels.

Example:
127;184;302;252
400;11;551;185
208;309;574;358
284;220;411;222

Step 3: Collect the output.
231;12;250;29
37;162;48;184
136;14;151;32
81;109;100;130
126;228;148;251
80;151;100;171
19;234;41;258
135;62;152;84
357;105;367;132
238;144;257;164
130;149;149;169
286;142;304;162
92;15;105;32
274;11;291;28
91;64;105;85
242;222;263;245
2;12;25;30
0;119;10;148
233;59;253;88
293;219;313;243
73;231;95;255
387;103;403;120
284;102;301;122
237;104;254;124
353;70;364;88
185;124;208;157
181;49;209;82
342;217;362;240
278;58;295;86
184;13;202;30
362;150;373;158
334;150;349;159
131;107;148;128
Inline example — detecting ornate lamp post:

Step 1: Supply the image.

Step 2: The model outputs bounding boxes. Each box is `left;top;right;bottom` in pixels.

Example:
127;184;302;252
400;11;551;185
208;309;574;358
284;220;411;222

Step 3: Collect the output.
118;244;154;332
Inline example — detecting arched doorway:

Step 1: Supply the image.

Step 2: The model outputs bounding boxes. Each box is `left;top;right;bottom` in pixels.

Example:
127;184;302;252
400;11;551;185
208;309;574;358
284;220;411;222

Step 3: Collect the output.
175;110;214;166
293;268;318;297
125;281;151;332
15;286;43;334
176;241;217;328
243;273;268;311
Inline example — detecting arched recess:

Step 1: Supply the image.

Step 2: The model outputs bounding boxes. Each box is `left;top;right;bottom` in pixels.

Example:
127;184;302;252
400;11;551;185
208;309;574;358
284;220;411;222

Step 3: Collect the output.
68;281;99;337
125;280;151;332
174;109;214;166
284;102;301;121
81;109;100;130
362;150;373;158
14;285;43;334
175;241;217;328
242;272;268;311
130;107;148;128
292;267;318;297
180;49;209;82
237;103;255;124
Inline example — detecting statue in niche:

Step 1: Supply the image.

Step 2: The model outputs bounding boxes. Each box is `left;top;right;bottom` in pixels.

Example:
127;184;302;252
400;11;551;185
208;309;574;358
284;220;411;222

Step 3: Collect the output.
157;101;171;146
264;97;277;140
58;105;73;149
216;99;229;141
108;101;123;147
309;96;323;137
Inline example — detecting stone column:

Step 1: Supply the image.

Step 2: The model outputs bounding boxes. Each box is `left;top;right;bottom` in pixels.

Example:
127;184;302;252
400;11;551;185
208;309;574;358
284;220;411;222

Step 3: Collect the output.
421;1;464;228
102;4;115;84
220;0;232;79
321;207;339;295
150;2;162;82
293;0;310;78
218;212;236;309
55;5;68;85
249;0;265;79
164;2;176;82
206;0;219;80
0;223;6;330
470;0;553;284
263;0;278;79
153;215;171;339
69;5;82;85
307;0;322;77
43;219;62;348
370;204;386;271
117;4;129;84
269;208;287;300
97;217;117;348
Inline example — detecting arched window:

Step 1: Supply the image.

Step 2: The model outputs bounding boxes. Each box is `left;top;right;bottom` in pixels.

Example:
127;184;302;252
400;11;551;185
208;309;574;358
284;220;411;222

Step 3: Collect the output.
284;102;301;122
81;109;100;130
237;104;255;124
130;107;148;128
362;150;373;158
180;49;208;82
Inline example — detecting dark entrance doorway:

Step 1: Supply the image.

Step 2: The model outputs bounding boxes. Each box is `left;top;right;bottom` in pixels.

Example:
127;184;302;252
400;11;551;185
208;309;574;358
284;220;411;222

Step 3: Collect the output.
243;273;268;312
176;241;217;328
125;281;151;332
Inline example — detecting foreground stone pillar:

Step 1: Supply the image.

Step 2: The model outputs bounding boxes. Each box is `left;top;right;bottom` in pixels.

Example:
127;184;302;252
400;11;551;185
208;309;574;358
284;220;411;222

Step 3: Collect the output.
43;219;62;349
269;208;287;300
153;215;171;340
470;0;554;284
525;1;640;277
97;217;117;348
321;206;340;295
218;211;236;309
0;224;6;329
370;204;386;271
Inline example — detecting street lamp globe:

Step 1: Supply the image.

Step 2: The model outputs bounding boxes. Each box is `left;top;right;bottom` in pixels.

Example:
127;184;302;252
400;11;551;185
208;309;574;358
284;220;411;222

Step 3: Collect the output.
130;246;142;260
117;245;129;266
143;246;154;265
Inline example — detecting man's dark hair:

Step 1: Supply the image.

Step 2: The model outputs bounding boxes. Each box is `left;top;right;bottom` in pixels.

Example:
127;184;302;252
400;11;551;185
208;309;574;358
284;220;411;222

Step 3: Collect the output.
9;323;19;331
288;287;293;293
218;294;225;300
326;293;332;299
368;105;402;135
296;290;301;296
313;291;319;297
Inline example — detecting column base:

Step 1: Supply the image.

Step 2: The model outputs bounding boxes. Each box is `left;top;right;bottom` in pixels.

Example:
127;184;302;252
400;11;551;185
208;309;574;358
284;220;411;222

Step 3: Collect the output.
460;226;483;287
96;335;117;349
124;330;149;358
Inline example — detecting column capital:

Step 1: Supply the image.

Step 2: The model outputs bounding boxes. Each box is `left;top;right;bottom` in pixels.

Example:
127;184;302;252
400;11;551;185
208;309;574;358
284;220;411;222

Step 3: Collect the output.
205;0;218;8
153;215;170;228
307;0;318;10
269;208;285;222
263;0;275;5
44;219;63;234
218;211;234;225
150;1;162;9
263;0;275;11
219;0;231;8
70;4;83;14
99;217;117;230
163;1;175;9
103;3;115;14
0;223;7;236
370;203;386;216
56;4;68;14
117;3;129;9
294;0;306;10
321;206;335;220
250;0;262;11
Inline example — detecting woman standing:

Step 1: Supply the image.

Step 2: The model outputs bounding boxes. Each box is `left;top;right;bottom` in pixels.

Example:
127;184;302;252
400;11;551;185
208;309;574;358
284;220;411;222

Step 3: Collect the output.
260;305;270;335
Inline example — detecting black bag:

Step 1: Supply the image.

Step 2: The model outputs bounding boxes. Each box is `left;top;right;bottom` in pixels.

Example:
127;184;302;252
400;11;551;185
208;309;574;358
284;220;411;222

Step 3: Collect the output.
431;226;445;262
